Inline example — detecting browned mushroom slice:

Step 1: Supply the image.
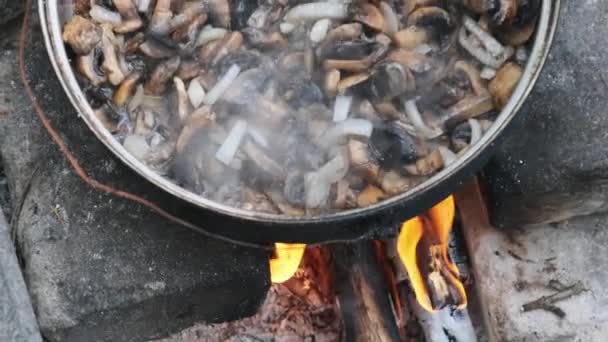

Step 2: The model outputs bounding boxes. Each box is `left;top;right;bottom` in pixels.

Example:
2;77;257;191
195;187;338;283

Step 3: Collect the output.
348;139;381;182
74;0;90;15
351;62;415;101
76;48;106;86
138;38;175;59
337;72;370;93
374;101;403;120
172;13;208;48
357;185;386;207
387;49;433;73
323;59;372;73
394;26;430;49
94;106;119;133
63;15;102;55
113;71;141;107
243;140;286;180
498;0;541;45
100;26;126;85
175;59;200;81
145;56;181;95
489;62;523;109
379;170;418;195
209;32;244;65
113;0;143;33
454;60;488;96
334;180;358;209
350;3;386;32
176;106;216;153
266;190;306;217
149;0;173;35
174;77;193;121
316;23;363;58
324;69;341;98
404;148;444;176
241;188;279;214
242;28;288;49
207;0;231;28
407;6;455;49
443;93;495;128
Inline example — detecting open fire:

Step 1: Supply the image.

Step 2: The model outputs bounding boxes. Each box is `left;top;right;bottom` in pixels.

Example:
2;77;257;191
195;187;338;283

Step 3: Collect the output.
398;195;467;312
270;195;467;312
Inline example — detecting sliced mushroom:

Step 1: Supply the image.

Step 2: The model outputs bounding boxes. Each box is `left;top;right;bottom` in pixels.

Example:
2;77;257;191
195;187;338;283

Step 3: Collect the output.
407;6;455;50
324;69;341;98
404;149;444;176
174;77;192;121
266;190;306;216
443;92;495;128
348;139;381;182
176;105;216;153
76;48;106;86
379;170;417;195
350;3;386;32
394;26;430;49
334;180;358;209
316;23;363;58
113;71;141;107
145;56;181;95
63;15;102;55
113;0;144;33
454;60;488;96
241;188;279;214
100;26;126;85
368;121;420;169
149;0;173;36
489;62;523;109
207;0;231;28
243;140;286;180
356;185;386;207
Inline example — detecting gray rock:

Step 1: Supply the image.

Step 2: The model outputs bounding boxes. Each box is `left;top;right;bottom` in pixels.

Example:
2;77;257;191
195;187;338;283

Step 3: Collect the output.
485;0;608;227
0;0;23;25
465;211;608;342
0;210;42;342
0;10;270;342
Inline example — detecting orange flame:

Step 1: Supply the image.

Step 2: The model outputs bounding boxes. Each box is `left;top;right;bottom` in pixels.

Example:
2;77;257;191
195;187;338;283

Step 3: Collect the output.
397;195;467;312
269;243;306;283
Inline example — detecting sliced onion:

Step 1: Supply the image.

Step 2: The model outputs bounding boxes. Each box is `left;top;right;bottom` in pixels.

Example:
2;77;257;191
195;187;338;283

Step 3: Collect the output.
320;119;373;148
284;3;348;23
310;19;332;44
317;154;349;184
123;135;150;161
90;5;122;25
462;16;504;57
137;0;152;13
403;99;443;139
380;2;399;35
187;79;206;108
438;146;457;167
480;66;496;80
247;126;270;149
195;26;228;48
468;119;482;145
304;172;331;209
333;95;353;122
215;120;248;166
203;64;241;105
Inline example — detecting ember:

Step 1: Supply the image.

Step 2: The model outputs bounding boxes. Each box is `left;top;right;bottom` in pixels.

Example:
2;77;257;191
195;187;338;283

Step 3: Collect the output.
398;195;467;312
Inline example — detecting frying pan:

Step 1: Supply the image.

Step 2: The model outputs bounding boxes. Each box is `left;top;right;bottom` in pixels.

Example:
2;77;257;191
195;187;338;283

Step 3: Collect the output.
38;0;560;244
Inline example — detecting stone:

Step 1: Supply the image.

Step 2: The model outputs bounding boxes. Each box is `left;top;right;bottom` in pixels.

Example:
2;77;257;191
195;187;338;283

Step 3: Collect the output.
467;213;608;341
485;0;608;227
0;0;23;25
0;210;42;342
458;181;608;342
0;9;270;342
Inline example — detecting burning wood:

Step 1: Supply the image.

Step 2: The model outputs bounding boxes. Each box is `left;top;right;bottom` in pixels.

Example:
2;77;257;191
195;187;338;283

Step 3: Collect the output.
397;196;467;312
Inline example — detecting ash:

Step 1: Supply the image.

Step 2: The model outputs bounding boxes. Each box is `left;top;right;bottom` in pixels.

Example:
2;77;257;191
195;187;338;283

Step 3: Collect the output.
157;275;341;342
